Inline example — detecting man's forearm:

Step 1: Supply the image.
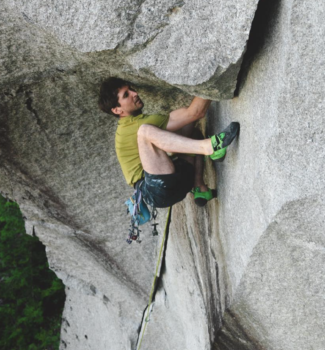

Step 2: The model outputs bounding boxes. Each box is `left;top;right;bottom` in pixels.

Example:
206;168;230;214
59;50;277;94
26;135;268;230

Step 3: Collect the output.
167;97;211;131
188;97;211;120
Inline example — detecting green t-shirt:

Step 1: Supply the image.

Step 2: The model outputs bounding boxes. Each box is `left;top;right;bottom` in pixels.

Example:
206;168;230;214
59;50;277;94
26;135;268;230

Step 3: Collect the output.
115;114;169;186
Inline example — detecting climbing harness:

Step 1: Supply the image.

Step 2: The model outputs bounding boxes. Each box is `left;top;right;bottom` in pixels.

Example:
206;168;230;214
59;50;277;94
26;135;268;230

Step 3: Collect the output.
125;180;159;244
136;206;172;350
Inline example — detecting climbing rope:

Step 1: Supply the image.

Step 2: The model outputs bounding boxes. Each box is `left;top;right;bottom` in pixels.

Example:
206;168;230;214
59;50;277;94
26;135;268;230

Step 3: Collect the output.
137;206;172;350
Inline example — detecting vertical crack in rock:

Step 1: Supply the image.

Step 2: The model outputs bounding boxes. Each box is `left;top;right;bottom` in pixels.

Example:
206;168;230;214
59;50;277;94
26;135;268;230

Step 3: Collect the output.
214;262;223;331
135;208;172;350
200;224;223;344
234;0;281;96
187;227;206;299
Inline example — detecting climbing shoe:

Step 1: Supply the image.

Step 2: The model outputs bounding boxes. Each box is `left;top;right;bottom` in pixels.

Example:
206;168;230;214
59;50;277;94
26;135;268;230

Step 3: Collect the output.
192;187;217;207
210;122;240;162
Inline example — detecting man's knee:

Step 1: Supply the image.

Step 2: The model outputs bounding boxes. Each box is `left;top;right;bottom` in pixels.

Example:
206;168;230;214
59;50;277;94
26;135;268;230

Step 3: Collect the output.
137;124;153;139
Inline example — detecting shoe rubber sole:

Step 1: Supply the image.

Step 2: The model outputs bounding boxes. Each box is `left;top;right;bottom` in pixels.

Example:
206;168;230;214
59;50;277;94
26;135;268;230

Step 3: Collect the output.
194;189;217;207
213;152;226;163
210;122;240;162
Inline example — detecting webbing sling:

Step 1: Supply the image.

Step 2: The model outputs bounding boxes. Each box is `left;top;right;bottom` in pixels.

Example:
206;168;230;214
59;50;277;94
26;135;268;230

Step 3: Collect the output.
136;206;172;350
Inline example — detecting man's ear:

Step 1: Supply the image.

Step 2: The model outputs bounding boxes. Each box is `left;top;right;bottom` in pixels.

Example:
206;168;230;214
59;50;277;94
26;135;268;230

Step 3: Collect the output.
111;106;121;115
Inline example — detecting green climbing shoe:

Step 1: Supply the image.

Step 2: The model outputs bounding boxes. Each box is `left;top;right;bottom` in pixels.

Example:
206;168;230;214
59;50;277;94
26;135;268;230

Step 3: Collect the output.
192;187;217;207
210;122;240;162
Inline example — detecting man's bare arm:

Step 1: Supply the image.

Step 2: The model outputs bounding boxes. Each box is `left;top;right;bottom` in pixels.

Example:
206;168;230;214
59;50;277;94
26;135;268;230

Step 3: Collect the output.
166;97;211;132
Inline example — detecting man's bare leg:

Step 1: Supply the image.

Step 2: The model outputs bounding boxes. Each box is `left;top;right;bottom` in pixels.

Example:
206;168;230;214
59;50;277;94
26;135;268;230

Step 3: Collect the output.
138;121;212;175
175;126;208;193
138;124;209;195
192;128;209;192
137;135;176;175
138;121;240;175
193;154;207;190
138;124;214;208
137;124;213;169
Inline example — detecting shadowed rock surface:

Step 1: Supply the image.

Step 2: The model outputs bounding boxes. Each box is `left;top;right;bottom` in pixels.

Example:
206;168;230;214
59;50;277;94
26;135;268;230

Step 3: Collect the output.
1;0;325;349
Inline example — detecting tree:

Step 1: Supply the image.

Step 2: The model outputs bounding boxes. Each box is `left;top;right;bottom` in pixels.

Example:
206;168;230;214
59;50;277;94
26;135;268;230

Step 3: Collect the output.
0;195;65;350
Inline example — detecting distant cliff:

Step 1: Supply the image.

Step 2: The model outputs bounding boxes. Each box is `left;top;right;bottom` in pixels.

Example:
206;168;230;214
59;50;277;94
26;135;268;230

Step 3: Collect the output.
1;0;325;349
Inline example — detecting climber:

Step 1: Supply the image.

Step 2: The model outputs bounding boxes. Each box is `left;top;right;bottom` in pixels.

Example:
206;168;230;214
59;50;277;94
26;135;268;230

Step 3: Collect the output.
98;77;239;208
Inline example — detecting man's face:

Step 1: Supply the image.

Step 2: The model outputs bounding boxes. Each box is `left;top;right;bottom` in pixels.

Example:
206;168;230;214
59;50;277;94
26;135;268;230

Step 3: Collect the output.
112;85;144;117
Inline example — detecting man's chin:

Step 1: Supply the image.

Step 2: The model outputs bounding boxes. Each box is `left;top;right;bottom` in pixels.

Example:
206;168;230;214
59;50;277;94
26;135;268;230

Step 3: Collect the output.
133;108;143;116
133;100;144;115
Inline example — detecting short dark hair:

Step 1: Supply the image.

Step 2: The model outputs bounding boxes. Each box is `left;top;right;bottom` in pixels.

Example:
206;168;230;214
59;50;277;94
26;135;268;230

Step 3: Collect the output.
98;77;130;117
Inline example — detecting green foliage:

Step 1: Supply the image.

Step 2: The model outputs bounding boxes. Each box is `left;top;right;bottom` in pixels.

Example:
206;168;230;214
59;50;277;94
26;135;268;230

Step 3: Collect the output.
0;195;65;350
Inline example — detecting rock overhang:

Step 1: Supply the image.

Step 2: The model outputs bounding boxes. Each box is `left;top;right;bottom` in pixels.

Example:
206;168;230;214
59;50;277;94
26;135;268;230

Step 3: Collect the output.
3;0;260;99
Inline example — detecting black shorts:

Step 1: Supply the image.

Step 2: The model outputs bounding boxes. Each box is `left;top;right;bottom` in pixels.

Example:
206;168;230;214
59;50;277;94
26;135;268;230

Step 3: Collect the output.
140;158;195;208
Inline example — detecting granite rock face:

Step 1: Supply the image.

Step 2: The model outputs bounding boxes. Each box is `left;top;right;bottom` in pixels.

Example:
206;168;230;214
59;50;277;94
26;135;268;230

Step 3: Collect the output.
1;0;325;349
4;0;259;98
208;0;325;347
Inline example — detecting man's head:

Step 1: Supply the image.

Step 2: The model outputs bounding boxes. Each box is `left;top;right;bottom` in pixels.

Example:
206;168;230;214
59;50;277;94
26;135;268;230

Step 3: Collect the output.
98;77;143;118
